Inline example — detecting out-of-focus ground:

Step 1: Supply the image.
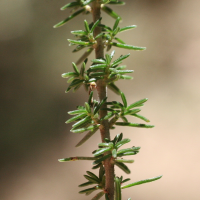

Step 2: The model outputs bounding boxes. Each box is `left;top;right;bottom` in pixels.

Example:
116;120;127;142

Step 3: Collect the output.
1;0;200;199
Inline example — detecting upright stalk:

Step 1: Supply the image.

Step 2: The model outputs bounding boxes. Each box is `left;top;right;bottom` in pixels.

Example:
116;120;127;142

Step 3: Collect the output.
92;2;114;199
54;1;162;199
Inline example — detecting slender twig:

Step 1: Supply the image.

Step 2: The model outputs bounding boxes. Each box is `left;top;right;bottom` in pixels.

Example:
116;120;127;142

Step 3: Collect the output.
92;1;114;200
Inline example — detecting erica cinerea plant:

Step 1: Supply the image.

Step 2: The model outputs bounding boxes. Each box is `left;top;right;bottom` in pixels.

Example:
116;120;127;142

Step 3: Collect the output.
54;1;162;200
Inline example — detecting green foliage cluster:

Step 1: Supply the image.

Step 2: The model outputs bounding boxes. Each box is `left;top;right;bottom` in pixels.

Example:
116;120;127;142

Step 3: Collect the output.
54;0;162;199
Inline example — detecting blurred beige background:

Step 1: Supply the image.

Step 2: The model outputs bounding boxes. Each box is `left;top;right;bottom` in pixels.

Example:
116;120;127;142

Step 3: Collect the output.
1;0;200;199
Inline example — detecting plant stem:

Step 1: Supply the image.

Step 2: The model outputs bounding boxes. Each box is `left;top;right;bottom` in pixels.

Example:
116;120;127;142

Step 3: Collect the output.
92;1;114;200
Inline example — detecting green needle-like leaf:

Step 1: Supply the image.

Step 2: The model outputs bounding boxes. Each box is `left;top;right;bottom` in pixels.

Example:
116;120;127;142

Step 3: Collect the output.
94;97;107;115
121;178;131;184
98;142;113;147
86;171;100;183
112;149;117;158
75;128;99;147
60;2;80;10
115;177;122;200
93;154;112;165
91;191;104;200
113;17;121;31
62;72;77;78
94;147;112;157
72;116;91;129
127;98;148;110
53;9;85;28
121;175;163;189
115;162;131;174
115;159;134;163
68;109;87;115
114;37;126;44
111;42;146;50
71;124;100;133
102;5;122;20
58;156;96;162
71;30;87;36
84;20;90;33
115;138;131;149
119;25;137;33
79;181;95;187
108;1;125;5
91;58;106;64
89;64;107;71
120;92;127;108
90;17;102;33
84;175;100;184
92;163;102;169
112;54;130;65
108;83;121;95
65;113;87;124
105;193;109;200
117;147;140;156
124;109;141;116
85;102;91;113
115;122;154;128
68;39;93;46
81;0;95;6
79;187;97;194
132;113;150;122
72;62;80;74
88;91;93;104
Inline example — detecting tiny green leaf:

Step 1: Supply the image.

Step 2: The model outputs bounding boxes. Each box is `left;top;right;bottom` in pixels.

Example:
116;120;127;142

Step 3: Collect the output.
68;39;93;46
84;20;90;33
68;109;86;115
58;156;96;162
127;98;148;110
115;177;122;200
121;175;163;189
71;124;100;133
72;62;80;74
75;128;98;147
71;30;87;36
91;191;105;200
79;187;97;194
115;122;154;128
90;17;102;33
93;154;112;165
65;113;87;124
119;25;137;32
85;102;91;113
62;72;77;78
94;97;107;115
108;83;121;95
115;138;131;149
111;42;146;50
112;149;117;158
93;147;112;157
60;2;80;10
115;159;134;163
115;162;131;174
86;171;100;183
72;116;91;129
120;92;127;108
53;9;85;28
102;5;122;20
113;17;121;31
79;181;95;187
132;113;150;122
84;175;100;184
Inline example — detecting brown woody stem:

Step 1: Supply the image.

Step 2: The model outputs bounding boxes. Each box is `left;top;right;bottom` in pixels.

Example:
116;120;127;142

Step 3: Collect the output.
92;1;114;200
